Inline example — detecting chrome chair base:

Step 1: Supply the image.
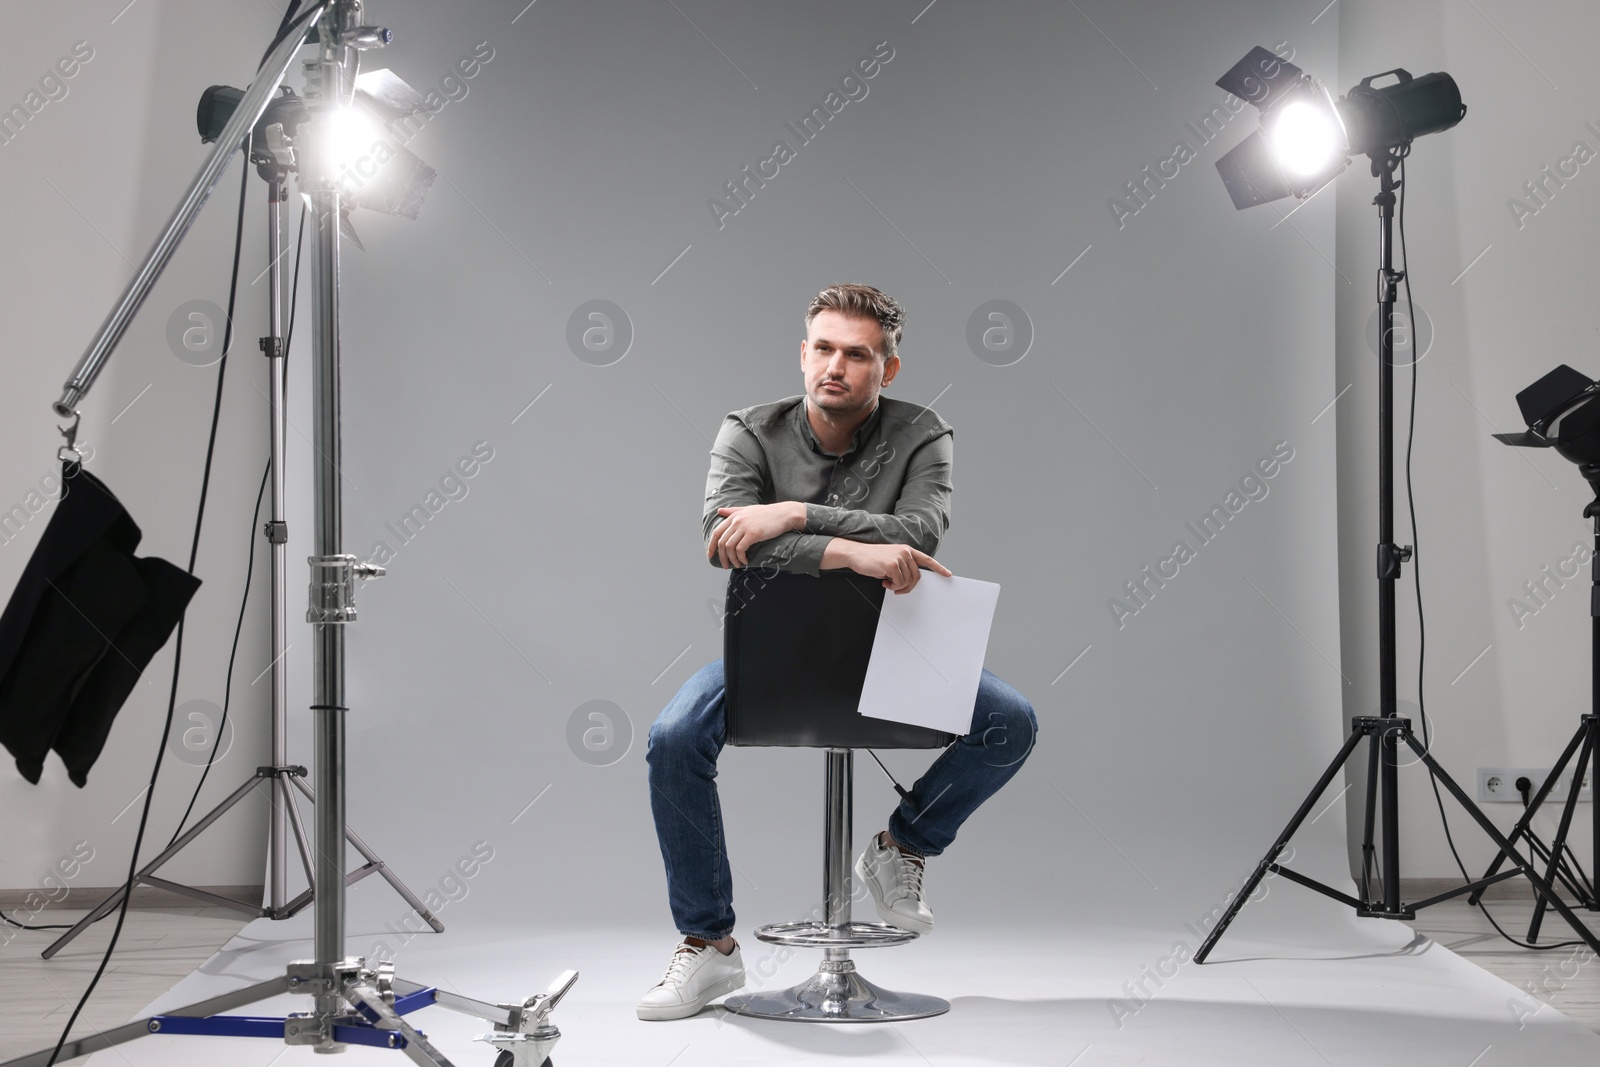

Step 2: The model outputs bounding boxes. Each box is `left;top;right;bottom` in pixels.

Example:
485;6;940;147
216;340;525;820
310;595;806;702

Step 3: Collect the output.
724;749;948;1023
753;919;918;949
724;959;949;1023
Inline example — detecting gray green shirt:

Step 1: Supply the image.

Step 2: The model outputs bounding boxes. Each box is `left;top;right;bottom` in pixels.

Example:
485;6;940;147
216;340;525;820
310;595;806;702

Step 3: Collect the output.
703;394;955;577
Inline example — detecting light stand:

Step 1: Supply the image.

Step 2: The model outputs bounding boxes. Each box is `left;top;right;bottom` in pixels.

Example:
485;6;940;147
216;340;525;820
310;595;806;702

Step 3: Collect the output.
6;5;574;1065
39;144;443;963
1194;147;1600;963
1464;469;1600;937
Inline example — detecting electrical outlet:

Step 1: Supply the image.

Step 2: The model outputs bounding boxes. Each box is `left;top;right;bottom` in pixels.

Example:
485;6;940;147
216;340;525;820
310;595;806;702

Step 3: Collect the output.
1477;766;1594;803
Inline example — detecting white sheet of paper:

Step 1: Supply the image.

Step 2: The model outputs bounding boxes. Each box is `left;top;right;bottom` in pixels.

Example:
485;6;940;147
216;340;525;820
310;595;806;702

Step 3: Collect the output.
856;573;1000;735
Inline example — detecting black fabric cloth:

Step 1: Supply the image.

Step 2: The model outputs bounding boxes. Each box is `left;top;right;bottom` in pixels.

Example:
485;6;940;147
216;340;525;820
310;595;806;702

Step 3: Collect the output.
0;463;200;786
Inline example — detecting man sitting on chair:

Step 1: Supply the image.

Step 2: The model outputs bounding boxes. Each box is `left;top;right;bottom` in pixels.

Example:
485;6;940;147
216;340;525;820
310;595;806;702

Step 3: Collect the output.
638;282;1038;1021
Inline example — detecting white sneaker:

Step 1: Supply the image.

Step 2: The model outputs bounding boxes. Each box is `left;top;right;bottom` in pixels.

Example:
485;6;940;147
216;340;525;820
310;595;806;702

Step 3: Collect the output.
636;939;746;1021
855;832;933;936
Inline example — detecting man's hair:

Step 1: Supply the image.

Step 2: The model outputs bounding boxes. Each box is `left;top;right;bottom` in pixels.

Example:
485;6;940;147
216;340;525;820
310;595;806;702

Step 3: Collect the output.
804;283;905;360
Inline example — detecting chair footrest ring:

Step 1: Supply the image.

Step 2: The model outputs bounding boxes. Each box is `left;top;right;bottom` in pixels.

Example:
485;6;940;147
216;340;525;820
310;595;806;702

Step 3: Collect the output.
753;920;918;948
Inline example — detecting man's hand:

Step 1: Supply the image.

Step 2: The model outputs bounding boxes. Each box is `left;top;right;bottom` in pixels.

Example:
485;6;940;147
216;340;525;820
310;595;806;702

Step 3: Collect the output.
837;541;953;594
707;501;805;568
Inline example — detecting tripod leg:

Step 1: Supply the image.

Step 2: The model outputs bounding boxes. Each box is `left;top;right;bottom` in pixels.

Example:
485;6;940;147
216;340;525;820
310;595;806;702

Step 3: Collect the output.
1195;725;1368;963
287;773;443;933
1404;733;1600;954
283;775;316;892
1469;724;1586;905
1592;716;1600;905
1381;726;1402;912
1512;807;1573;900
276;778;320;918
1530;744;1598;905
1360;734;1380;901
0;974;291;1067
1556;839;1595;904
344;982;458;1067
343;826;443;933
40;881;128;960
41;774;266;959
1528;729;1593;942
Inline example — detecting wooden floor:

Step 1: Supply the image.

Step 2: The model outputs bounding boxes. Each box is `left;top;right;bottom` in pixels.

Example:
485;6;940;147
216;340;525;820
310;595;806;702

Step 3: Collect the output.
1403;897;1600;1035
0;895;256;1063
1;897;1598;1062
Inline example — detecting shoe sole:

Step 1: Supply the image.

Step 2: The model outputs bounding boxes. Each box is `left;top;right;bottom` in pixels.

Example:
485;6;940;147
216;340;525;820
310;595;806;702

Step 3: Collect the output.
636;970;746;1022
854;855;933;937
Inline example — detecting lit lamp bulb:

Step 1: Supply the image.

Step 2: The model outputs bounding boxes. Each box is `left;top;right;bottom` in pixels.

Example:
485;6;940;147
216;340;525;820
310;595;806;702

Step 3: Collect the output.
325;107;388;175
1268;99;1343;177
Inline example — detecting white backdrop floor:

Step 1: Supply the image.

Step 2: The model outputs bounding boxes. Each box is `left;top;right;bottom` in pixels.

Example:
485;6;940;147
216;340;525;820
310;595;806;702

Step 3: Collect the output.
76;907;1600;1067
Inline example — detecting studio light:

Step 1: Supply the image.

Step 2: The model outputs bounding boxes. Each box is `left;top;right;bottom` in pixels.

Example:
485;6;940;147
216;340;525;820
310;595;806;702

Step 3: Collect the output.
1480;363;1600;933
1213;45;1466;210
36;5;580;1062
196;68;436;232
1495;365;1600;470
1195;47;1600;963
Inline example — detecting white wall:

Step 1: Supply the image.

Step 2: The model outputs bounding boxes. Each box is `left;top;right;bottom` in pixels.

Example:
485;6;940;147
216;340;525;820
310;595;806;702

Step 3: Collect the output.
1337;0;1596;878
0;2;287;905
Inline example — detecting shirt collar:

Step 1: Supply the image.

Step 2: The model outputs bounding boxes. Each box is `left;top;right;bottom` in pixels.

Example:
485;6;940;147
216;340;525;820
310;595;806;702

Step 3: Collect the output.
798;395;882;457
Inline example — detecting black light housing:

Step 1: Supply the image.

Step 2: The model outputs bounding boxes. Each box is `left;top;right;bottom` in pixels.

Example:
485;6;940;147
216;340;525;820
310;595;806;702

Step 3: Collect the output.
1340;69;1467;155
1214;46;1466;211
1495;365;1600;469
197;84;308;145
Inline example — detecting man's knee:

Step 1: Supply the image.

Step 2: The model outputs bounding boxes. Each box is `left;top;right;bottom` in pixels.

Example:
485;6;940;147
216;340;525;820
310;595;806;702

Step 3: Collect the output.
1008;688;1037;742
648;662;725;761
646;709;717;771
974;681;1036;766
1015;694;1038;736
646;714;678;761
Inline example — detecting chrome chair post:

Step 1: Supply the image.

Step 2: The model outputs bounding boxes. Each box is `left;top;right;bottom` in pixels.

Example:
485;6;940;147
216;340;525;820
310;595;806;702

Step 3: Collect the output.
723;747;948;1022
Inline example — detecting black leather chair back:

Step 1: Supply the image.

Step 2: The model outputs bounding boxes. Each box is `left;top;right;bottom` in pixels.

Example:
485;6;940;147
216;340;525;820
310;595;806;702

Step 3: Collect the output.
723;568;955;749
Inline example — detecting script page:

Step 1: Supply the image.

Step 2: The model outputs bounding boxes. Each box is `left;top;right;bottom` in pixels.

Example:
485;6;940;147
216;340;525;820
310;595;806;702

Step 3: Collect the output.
856;573;1000;735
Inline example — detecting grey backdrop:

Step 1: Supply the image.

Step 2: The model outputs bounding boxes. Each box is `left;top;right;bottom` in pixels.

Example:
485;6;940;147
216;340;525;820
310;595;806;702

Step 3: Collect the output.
2;0;1355;944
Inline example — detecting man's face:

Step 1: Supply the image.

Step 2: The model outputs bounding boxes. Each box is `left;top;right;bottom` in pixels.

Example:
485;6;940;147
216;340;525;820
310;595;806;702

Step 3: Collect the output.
801;310;899;417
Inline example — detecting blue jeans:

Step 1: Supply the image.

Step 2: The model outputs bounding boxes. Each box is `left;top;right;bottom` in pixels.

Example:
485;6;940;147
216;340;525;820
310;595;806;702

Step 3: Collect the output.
645;658;1038;940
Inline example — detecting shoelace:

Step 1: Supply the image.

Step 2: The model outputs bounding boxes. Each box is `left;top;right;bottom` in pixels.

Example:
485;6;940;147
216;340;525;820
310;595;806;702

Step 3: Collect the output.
879;842;925;902
660;944;709;986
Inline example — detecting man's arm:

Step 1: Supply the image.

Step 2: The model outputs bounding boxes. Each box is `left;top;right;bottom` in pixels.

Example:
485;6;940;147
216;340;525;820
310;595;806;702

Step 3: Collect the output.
703;414;833;576
801;431;953;557
820;537;862;570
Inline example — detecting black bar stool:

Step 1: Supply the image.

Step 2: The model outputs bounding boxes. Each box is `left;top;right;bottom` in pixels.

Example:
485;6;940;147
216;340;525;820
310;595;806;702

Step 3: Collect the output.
719;567;953;1022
